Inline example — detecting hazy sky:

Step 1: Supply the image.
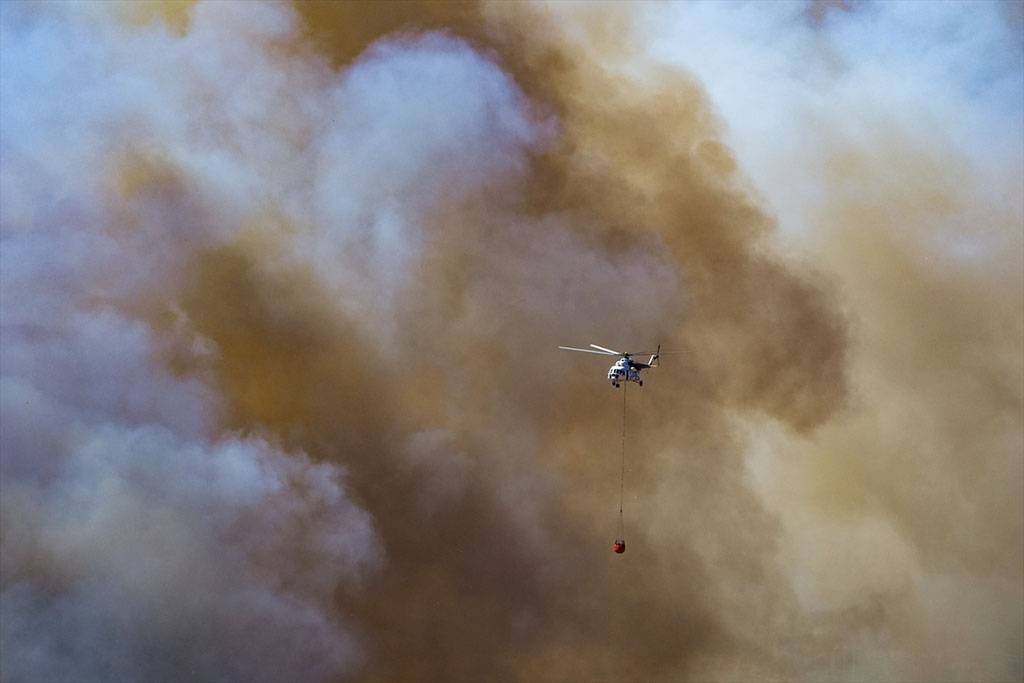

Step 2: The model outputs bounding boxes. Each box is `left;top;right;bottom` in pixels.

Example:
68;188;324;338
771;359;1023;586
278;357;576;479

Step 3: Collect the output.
1;2;1021;681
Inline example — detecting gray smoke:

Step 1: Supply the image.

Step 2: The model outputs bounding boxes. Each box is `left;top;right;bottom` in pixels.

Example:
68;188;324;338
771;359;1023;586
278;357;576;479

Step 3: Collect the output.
1;1;1020;682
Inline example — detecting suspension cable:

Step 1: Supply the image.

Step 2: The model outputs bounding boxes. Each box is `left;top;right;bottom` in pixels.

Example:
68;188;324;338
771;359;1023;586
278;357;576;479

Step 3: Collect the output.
619;381;627;537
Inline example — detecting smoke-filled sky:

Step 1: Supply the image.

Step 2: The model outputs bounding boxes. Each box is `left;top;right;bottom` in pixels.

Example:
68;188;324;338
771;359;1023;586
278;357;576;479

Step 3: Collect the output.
1;1;1021;682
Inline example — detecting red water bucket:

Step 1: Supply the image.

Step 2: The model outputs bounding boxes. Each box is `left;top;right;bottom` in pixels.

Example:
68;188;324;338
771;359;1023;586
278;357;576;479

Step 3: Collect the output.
612;540;626;554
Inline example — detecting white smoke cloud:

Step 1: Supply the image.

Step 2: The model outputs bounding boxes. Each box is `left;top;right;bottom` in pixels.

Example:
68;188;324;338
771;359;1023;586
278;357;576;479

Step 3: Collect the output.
1;2;383;680
1;425;376;682
642;0;1023;242
303;31;551;336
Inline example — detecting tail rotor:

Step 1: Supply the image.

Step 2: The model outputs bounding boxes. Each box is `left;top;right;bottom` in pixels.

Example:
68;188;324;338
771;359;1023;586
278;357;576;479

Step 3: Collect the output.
648;344;661;367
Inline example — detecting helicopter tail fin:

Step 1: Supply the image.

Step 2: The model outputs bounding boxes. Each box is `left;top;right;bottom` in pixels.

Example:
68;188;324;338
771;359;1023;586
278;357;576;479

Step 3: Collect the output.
648;344;661;367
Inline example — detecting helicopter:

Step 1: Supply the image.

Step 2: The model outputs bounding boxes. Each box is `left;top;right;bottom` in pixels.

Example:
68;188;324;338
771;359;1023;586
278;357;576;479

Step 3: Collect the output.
558;344;661;388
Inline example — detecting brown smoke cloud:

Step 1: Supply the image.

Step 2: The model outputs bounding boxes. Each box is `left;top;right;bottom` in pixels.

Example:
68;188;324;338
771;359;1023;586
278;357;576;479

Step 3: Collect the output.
175;2;850;681
2;1;1019;682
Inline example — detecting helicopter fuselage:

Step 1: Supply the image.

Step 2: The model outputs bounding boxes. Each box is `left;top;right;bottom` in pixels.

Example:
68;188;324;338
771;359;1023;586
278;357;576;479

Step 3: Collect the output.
608;357;647;388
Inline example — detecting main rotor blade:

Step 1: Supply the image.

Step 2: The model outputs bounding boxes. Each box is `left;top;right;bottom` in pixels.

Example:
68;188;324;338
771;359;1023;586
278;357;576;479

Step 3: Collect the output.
589;344;622;355
559;346;617;355
627;350;684;356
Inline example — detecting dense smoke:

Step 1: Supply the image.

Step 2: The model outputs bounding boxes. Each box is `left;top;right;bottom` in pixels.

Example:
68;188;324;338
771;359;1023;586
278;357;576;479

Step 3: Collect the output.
1;2;1020;682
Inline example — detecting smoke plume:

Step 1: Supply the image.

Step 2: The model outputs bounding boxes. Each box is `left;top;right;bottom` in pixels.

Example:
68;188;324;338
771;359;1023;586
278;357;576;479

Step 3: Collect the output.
1;1;1020;682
